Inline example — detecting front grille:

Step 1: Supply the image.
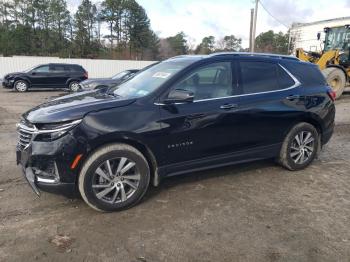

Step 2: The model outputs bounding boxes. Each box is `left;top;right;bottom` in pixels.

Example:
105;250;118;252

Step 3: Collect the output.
16;120;36;150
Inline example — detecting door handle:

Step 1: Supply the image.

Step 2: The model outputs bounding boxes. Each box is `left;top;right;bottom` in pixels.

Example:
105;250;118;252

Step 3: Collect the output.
286;95;300;100
220;103;239;110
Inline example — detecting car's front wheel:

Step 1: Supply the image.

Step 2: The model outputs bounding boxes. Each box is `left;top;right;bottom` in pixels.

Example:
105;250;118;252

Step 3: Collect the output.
14;80;29;92
78;144;150;212
278;122;319;171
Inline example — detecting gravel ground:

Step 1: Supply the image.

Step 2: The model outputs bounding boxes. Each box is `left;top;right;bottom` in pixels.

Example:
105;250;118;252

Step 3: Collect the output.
0;88;349;262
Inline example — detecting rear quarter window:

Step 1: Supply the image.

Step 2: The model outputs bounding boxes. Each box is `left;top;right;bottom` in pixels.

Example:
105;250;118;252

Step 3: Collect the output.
282;62;327;86
68;65;85;73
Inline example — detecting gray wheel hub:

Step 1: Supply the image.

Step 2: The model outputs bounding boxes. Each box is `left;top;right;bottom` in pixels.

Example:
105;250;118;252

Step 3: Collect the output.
70;82;80;92
290;131;315;164
92;157;140;204
16;81;27;91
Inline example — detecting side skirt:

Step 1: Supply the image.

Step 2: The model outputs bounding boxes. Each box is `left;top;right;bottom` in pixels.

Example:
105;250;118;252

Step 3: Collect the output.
157;143;281;178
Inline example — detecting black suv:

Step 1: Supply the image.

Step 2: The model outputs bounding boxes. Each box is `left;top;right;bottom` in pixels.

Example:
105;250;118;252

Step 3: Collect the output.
3;63;88;92
16;53;335;212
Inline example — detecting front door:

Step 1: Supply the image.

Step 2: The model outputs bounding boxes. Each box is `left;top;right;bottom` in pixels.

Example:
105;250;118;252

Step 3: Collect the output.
28;65;51;87
158;60;243;167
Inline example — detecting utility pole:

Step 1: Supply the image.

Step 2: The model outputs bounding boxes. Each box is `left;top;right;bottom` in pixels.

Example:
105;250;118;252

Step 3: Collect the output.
251;0;259;52
249;8;254;52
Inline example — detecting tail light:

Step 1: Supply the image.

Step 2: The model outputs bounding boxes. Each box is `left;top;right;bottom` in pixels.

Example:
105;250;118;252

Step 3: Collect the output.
84;71;88;78
327;90;336;101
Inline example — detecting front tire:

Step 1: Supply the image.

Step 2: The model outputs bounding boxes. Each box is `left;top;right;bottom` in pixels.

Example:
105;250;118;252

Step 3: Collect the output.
14;80;28;92
278;123;319;171
69;81;80;92
78;144;150;212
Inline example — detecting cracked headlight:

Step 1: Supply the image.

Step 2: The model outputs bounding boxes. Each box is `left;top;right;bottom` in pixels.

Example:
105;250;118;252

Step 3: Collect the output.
34;119;82;142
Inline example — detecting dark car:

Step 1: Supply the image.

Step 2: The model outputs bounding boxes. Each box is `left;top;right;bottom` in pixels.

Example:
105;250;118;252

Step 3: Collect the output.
2;63;88;92
79;69;139;91
16;53;335;212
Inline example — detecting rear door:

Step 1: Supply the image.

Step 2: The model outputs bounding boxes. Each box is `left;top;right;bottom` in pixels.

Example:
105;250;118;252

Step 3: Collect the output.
49;64;67;87
237;59;304;151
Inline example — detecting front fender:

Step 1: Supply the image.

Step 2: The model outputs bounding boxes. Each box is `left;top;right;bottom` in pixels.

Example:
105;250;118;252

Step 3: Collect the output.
14;76;31;86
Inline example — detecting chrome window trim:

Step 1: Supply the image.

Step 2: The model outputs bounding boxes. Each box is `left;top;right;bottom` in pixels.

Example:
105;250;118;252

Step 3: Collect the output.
155;63;301;105
193;64;300;103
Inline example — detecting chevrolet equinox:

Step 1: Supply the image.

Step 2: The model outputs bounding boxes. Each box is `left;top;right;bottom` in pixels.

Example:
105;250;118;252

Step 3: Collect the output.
16;53;335;212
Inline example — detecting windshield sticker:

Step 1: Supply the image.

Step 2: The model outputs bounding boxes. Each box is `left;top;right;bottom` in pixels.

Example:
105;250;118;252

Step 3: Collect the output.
152;72;171;78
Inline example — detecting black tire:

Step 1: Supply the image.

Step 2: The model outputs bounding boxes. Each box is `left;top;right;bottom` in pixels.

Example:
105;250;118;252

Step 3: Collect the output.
322;67;346;99
78;143;150;212
14;80;29;92
69;81;80;92
278;122;319;171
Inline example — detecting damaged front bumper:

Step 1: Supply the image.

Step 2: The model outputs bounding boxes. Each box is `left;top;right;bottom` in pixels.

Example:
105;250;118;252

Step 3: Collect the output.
16;134;83;198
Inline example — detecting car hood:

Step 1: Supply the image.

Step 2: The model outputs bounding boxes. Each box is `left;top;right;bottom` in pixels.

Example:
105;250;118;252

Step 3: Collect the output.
23;90;136;124
80;78;120;88
5;72;23;78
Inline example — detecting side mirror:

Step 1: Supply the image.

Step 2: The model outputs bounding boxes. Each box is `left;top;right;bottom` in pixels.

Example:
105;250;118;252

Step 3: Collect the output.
317;32;321;40
31;72;36;75
164;89;194;104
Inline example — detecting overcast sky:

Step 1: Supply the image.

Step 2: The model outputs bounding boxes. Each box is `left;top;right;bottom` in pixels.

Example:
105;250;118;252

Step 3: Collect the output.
67;0;350;47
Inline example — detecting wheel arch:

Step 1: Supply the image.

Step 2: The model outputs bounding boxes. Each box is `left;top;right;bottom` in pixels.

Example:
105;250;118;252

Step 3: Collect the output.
282;117;323;144
66;78;81;87
77;137;159;188
14;77;30;86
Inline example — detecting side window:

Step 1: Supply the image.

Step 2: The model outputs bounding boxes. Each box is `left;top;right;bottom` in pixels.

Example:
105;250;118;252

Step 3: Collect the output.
50;65;65;73
278;66;295;89
32;65;49;73
64;66;72;72
240;61;279;94
172;62;233;100
70;65;84;73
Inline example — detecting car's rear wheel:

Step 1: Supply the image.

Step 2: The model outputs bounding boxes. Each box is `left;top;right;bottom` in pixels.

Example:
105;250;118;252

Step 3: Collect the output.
69;81;80;92
14;80;28;92
78;144;150;212
278;122;319;171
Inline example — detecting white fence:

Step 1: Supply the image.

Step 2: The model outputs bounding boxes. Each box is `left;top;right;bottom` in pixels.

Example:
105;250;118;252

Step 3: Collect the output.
0;56;156;78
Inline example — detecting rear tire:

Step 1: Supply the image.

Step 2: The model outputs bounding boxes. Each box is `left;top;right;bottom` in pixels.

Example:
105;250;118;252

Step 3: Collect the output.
69;81;80;92
278;123;319;171
14;80;28;92
322;67;346;99
78;143;150;212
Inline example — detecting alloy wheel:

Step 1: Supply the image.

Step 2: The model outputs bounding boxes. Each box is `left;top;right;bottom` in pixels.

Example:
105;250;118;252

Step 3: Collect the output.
91;157;141;204
289;131;315;164
16;81;27;92
70;82;80;92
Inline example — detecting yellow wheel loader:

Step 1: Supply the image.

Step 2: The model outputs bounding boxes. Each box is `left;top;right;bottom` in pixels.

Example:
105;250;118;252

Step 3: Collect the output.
296;25;350;99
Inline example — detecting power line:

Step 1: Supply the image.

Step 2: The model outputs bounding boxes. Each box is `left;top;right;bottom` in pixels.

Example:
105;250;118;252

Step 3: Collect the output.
258;0;289;29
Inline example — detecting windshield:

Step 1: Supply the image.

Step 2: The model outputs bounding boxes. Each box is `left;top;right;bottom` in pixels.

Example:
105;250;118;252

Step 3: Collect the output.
324;27;350;51
110;60;193;98
23;66;37;73
111;71;130;79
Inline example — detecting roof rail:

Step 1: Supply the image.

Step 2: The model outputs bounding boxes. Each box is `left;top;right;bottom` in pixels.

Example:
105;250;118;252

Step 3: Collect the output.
209;52;299;61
